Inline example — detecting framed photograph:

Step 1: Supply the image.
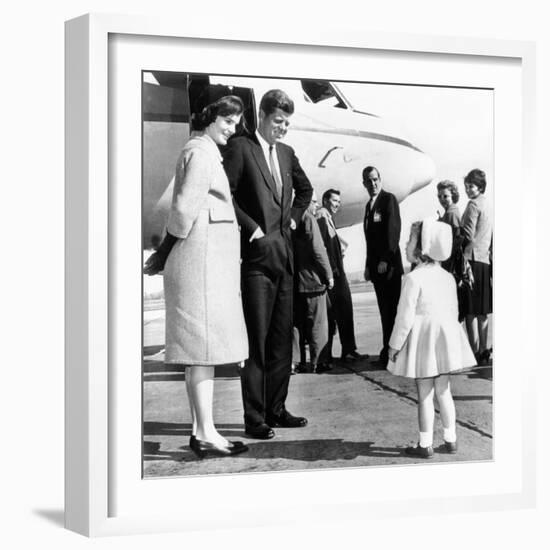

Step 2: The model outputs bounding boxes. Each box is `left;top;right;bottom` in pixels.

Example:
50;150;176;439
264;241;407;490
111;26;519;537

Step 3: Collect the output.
65;13;536;536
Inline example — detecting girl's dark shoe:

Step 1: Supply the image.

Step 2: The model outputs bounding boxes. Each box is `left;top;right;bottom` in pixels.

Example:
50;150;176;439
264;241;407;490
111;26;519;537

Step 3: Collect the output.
405;444;434;459
444;440;458;453
189;437;249;459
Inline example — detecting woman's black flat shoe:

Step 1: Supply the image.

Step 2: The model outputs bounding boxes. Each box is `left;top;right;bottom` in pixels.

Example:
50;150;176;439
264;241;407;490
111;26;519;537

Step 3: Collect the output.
189;437;249;459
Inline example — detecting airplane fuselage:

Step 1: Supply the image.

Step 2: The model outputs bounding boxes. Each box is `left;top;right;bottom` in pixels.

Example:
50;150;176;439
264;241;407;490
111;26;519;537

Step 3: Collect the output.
142;76;435;247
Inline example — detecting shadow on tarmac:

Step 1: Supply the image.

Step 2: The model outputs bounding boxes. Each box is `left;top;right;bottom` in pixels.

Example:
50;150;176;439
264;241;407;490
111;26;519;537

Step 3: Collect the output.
142;356;388;382
453;395;492;402
466;366;493;380
144;438;413;463
144;421;244;437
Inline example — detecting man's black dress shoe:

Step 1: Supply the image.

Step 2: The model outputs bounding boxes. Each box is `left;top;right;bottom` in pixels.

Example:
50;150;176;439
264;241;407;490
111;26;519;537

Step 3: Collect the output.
189;437;249;459
341;350;365;362
266;411;308;428
244;423;275;439
315;362;333;374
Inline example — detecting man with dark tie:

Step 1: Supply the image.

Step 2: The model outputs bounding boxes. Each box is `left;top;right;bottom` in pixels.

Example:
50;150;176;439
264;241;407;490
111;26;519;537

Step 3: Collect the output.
362;166;403;367
317;189;362;367
224;89;313;440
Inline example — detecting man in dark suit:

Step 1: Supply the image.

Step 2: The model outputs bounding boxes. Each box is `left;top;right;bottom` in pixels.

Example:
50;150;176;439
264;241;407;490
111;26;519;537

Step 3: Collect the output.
224;89;313;439
317;189;362;367
363;166;404;367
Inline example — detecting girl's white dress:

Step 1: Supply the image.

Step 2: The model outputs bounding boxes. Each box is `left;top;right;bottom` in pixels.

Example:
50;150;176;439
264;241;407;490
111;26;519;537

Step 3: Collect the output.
387;263;476;378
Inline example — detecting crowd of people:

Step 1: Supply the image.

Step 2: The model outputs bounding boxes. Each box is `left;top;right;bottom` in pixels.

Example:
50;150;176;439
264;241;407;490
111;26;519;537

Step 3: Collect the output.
144;87;493;460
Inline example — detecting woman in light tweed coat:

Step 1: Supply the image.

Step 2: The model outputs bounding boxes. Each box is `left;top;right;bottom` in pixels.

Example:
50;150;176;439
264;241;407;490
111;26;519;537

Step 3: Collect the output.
159;95;249;458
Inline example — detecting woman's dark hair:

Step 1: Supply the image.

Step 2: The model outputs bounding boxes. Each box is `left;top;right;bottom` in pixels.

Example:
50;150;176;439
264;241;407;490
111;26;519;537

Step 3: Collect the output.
259;89;294;116
464;168;487;194
191;95;244;131
437;180;460;203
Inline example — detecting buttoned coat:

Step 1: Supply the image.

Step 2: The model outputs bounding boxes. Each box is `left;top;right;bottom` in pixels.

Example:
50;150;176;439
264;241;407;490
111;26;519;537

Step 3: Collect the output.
461;194;492;264
163;134;248;365
388;263;476;378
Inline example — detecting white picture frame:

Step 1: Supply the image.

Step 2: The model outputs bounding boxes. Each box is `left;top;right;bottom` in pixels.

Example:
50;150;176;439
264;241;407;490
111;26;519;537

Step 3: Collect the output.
65;13;536;537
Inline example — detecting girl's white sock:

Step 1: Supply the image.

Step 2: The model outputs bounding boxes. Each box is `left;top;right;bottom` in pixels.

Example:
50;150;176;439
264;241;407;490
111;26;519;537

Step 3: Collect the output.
419;431;433;448
443;426;457;443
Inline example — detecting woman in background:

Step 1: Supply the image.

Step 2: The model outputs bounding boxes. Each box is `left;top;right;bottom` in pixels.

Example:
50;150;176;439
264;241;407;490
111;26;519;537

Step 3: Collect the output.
437;180;462;243
436;179;470;320
461;169;493;365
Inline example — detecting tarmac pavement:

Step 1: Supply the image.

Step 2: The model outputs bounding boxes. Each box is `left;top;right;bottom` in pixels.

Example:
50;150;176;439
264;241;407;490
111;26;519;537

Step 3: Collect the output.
143;281;493;478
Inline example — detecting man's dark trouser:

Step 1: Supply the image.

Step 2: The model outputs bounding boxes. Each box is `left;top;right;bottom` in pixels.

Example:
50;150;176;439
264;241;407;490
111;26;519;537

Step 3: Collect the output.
240;268;293;427
372;271;401;360
327;274;357;358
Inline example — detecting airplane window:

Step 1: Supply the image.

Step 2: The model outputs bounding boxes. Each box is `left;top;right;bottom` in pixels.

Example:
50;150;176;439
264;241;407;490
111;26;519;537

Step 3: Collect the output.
301;80;347;109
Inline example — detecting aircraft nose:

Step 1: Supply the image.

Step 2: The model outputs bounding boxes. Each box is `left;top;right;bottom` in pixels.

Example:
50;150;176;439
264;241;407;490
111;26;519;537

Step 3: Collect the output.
411;152;436;193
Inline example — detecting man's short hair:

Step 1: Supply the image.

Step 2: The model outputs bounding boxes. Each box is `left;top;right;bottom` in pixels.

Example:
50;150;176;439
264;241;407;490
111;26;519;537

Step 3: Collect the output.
259;89;295;116
362;166;380;180
322;188;341;203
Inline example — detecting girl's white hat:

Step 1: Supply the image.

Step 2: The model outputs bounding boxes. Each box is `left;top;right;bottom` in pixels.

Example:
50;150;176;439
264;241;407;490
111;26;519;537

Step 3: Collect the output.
421;218;452;261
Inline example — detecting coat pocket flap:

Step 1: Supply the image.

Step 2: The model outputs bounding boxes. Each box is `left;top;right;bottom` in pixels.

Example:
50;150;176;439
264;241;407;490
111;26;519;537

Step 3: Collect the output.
209;205;235;223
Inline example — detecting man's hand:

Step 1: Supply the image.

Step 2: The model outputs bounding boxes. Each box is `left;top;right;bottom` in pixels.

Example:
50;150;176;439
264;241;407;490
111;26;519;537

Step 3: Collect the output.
249;226;265;242
364;266;370;281
327;277;334;290
388;347;399;362
377;261;388;274
290;218;296;230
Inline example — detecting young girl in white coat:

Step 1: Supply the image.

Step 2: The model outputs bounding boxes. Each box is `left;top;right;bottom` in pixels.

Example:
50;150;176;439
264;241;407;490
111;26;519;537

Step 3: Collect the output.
388;218;476;458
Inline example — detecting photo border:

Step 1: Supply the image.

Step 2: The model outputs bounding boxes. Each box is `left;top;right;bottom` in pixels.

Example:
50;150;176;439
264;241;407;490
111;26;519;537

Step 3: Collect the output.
65;13;536;537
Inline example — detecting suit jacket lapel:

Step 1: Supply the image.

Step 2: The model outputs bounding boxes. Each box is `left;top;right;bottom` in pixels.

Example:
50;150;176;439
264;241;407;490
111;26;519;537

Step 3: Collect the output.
371;190;386;220
249;135;282;206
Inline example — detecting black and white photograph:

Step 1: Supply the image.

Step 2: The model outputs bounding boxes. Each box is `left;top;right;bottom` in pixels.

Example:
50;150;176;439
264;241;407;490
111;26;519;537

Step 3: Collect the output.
141;72;494;477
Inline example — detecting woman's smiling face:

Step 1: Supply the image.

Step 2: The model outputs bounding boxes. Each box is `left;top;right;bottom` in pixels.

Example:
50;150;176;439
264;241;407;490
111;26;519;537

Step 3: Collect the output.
464;181;481;200
206;113;242;145
438;188;453;210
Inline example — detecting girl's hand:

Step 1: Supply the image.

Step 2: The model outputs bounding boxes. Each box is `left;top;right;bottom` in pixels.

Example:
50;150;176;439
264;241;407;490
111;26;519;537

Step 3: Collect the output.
388;347;399;362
